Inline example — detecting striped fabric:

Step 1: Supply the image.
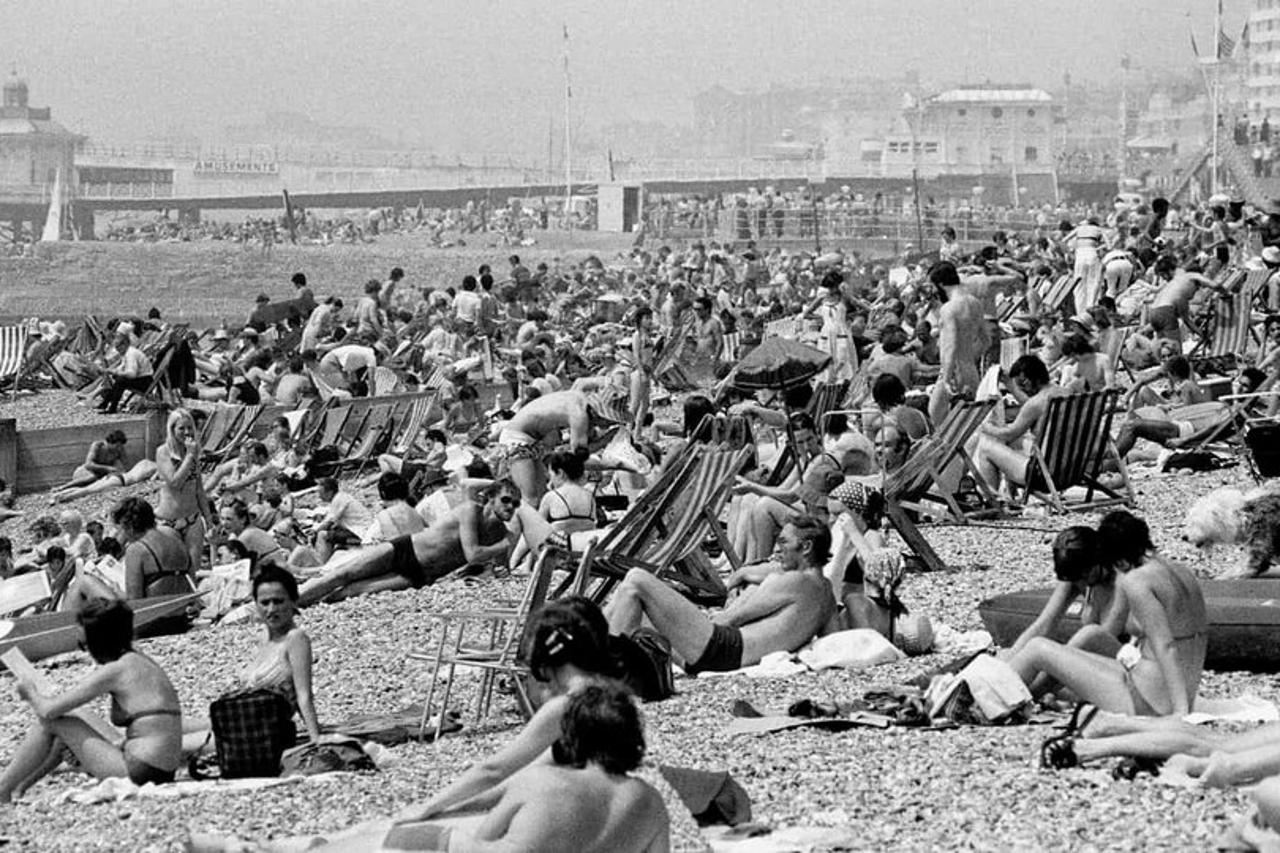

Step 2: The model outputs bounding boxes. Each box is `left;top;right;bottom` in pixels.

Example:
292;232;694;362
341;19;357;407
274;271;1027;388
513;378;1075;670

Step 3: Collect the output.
999;336;1028;373
1200;285;1255;358
1038;274;1079;315
0;325;28;382
641;446;750;570
587;388;631;425
420;363;450;391
390;394;435;455
373;366;402;396
1035;390;1117;491
721;331;742;362
884;399;997;502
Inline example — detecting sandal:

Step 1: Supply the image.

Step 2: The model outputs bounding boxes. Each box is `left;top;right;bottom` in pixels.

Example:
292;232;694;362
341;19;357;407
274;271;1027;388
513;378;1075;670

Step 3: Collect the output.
1061;702;1099;738
1040;734;1080;770
1111;756;1163;781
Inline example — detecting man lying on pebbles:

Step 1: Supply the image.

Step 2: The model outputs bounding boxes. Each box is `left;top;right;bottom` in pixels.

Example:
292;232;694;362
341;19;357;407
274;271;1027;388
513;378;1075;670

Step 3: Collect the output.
295;479;522;606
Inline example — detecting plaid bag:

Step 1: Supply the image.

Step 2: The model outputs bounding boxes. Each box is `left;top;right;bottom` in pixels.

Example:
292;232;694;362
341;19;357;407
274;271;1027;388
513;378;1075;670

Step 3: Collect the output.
209;689;296;778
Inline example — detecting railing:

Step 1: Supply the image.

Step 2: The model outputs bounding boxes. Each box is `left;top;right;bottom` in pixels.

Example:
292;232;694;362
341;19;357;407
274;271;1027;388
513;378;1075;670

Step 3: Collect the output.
79;183;175;200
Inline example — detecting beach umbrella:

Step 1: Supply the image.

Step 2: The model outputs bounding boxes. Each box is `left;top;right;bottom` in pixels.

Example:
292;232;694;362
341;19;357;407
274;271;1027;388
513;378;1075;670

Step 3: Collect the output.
728;337;831;391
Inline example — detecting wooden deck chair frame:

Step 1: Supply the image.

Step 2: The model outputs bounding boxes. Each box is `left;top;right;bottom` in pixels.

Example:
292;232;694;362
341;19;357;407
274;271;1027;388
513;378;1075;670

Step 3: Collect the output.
765;379;851;487
569;445;750;605
883;397;1000;530
409;546;590;741
199;404;245;464
1015;389;1135;513
303;404;352;455
1170;391;1280;456
388;394;436;456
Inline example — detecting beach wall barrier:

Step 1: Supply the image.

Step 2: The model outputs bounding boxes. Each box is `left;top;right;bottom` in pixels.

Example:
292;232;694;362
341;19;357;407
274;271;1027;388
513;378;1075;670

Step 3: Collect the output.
1;412;166;496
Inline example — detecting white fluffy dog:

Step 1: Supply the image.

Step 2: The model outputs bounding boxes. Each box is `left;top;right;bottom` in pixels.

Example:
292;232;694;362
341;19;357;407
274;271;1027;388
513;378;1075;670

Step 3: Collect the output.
1182;486;1280;578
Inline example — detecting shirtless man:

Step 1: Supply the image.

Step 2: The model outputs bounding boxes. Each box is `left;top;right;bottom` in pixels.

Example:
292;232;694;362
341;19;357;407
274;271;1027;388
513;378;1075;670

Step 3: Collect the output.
1147;255;1216;346
928;261;989;427
296;479;520;606
606;515;836;675
492;389;598;506
973;354;1067;492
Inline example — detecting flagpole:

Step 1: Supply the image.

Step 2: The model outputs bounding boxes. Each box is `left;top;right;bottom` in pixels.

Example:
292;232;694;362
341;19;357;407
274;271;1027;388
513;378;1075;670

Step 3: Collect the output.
563;24;573;229
1212;0;1221;196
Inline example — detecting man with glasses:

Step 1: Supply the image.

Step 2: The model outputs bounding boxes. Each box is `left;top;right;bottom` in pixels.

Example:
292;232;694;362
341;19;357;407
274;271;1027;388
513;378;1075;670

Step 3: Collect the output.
297;480;521;606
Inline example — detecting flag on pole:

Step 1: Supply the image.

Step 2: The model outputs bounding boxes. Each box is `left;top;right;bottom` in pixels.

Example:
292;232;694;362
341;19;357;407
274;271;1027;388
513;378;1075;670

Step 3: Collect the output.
1213;27;1233;59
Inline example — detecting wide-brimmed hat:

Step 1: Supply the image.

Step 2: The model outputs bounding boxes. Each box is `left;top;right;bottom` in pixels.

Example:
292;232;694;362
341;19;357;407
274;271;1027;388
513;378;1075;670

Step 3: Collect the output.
1263;246;1280;266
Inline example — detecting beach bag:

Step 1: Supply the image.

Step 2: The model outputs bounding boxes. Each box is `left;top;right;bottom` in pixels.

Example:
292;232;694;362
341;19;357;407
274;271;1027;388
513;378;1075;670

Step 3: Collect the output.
611;628;675;702
280;737;377;777
208;689;297;778
929;655;1031;725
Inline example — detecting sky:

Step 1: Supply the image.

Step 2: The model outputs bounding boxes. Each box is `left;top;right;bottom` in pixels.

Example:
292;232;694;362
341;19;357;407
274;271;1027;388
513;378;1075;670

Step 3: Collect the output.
2;0;1248;155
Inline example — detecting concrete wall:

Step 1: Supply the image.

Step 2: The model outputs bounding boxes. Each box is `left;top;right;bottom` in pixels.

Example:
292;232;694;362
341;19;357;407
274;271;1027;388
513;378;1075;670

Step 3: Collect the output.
0;412;165;495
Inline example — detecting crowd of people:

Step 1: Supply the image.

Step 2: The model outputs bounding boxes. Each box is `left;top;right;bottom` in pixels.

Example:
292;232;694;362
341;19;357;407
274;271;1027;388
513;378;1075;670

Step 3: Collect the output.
5;186;1280;846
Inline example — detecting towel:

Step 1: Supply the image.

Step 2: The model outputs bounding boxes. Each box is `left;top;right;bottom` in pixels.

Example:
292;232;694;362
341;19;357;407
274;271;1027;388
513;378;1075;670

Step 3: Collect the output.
1185;694;1280;725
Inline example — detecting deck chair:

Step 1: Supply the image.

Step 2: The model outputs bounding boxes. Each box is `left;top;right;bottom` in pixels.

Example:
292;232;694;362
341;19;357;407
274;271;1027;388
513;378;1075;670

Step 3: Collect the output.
308;368;346;402
765;379;852;487
1037;273;1079;317
388;394;436;456
408;546;589;740
299;403;351;455
198;404;243;461
883;398;1000;536
570;444;752;606
337;405;396;475
1015;389;1135;513
0;324;29;401
999;336;1028;374
1191;275;1257;376
372;366;402;397
205;404;264;467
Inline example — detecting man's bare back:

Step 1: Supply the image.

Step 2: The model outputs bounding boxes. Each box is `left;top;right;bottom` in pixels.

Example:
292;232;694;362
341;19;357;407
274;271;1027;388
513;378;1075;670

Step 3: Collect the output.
504;390;590;448
469;763;667;853
939;292;986;391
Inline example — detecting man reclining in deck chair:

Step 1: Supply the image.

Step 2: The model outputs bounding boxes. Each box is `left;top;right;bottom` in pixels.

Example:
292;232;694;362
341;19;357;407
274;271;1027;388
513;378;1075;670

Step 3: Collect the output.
605;515;836;676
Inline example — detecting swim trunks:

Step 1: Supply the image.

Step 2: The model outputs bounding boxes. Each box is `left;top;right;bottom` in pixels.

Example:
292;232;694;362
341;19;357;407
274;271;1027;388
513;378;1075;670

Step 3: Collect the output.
1148;305;1179;338
684;623;744;676
388;534;430;589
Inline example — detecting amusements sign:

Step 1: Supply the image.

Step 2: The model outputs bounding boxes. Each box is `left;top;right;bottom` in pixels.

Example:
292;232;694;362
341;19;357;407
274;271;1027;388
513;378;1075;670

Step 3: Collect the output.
193;160;279;176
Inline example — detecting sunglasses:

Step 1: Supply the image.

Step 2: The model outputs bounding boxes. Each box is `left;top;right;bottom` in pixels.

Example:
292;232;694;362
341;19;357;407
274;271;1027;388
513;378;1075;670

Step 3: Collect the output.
498;496;520;507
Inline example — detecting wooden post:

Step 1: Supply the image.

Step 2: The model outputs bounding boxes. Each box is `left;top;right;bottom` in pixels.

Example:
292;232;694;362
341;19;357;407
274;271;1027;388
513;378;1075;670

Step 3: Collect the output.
0;419;15;494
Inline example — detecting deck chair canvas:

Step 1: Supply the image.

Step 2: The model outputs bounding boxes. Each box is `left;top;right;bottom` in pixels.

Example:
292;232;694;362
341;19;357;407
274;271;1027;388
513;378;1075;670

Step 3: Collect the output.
337;405;396;475
1037;273;1080;317
570;444;751;606
882;398;1000;543
1015;389;1135;513
1190;268;1264;375
0;324;29;401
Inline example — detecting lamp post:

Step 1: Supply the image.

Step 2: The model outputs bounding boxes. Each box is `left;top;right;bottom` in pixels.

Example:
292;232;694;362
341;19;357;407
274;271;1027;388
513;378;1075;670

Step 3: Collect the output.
902;92;925;250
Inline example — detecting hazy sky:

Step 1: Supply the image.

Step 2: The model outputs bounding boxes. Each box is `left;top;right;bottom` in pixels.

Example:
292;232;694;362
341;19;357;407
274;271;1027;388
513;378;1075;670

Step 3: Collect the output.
4;0;1246;153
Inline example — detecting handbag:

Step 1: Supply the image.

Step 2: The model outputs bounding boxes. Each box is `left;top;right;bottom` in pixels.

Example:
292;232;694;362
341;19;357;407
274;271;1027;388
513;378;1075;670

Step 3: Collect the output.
611;628;676;702
280;737;377;776
207;688;297;778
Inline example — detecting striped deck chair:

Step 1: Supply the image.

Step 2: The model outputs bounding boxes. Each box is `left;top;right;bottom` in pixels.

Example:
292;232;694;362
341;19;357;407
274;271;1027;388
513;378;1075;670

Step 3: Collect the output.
999;336;1028;374
721;330;743;362
298;403;351;455
1191;274;1257;376
337;405;397;475
206;404;264;466
1016;389;1134;514
569;445;751;606
1096;325;1133;385
0;324;29;400
198;404;244;461
1037;273;1079;317
373;366;403;396
389;394;436;456
883;398;1000;537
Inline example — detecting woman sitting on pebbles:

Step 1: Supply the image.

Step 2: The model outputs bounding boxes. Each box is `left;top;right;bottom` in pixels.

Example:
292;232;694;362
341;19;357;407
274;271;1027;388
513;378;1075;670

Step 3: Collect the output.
0;599;183;800
1007;510;1207;768
185;566;321;755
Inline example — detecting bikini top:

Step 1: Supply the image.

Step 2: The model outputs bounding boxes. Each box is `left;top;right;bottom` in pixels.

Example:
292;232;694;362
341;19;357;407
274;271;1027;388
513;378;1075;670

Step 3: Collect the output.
547;488;596;523
136;537;191;589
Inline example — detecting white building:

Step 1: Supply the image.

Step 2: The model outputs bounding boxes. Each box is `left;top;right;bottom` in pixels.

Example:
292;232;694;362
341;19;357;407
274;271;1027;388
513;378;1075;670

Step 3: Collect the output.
1247;0;1280;119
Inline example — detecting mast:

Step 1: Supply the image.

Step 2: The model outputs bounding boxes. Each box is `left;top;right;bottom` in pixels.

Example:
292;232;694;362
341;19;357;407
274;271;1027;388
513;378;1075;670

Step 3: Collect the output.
563;24;573;226
1212;0;1222;196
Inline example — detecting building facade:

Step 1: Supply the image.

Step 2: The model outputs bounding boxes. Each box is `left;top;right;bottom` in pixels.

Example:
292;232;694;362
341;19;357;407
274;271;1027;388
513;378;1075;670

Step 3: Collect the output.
0;75;83;237
1248;0;1280;119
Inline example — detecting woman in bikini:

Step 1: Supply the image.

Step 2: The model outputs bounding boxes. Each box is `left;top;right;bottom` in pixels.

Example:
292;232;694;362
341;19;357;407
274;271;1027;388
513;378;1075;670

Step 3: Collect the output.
51;430;129;495
0;599;182;800
155;409;212;574
1008;510;1208;768
113;497;196;635
537;449;597;543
